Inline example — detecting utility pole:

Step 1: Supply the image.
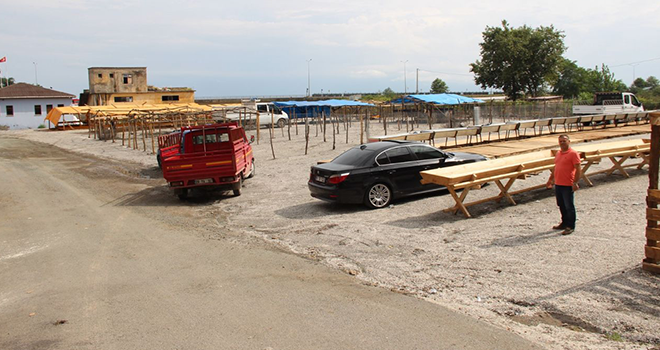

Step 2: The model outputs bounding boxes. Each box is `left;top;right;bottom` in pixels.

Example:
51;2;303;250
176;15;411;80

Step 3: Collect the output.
401;60;408;94
306;59;312;97
33;62;38;85
416;68;419;94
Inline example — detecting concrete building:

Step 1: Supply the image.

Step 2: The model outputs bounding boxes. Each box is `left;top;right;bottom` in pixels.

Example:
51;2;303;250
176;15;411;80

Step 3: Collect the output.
0;83;74;129
85;67;195;106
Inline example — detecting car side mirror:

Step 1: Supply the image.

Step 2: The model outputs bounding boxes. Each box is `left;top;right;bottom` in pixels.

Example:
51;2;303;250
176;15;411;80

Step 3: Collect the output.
249;135;255;144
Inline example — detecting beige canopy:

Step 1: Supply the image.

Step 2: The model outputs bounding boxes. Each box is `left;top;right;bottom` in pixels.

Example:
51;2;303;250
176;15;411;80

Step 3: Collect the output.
44;103;213;125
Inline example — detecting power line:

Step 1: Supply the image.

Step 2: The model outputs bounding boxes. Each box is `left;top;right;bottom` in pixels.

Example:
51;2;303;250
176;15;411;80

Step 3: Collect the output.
418;68;473;77
610;57;660;68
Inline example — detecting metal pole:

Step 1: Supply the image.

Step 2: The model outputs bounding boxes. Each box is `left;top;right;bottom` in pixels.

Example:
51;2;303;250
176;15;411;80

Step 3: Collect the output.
307;59;312;97
416;68;419;94
401;60;408;94
33;62;38;85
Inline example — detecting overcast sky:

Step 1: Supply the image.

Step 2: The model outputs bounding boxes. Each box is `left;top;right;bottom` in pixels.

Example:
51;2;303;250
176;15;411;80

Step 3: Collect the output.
1;0;659;98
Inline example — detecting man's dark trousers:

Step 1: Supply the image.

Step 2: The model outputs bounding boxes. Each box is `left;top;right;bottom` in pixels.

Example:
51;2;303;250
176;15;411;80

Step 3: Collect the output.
555;185;575;229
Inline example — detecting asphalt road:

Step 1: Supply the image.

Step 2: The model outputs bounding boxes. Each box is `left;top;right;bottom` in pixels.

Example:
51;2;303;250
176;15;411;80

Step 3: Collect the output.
0;136;542;350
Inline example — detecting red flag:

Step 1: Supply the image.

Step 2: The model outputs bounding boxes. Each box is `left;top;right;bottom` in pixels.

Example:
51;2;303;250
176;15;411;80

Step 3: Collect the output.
0;57;6;63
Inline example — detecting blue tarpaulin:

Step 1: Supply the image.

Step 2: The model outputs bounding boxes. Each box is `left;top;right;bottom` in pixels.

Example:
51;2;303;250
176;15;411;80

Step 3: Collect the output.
274;99;375;119
273;99;375;108
391;94;484;105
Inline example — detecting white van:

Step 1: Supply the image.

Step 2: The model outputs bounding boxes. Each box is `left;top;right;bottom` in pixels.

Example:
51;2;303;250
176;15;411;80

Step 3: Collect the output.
214;100;289;128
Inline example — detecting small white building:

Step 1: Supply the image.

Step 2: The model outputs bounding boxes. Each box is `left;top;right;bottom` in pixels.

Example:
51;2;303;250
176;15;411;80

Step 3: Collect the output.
0;83;75;129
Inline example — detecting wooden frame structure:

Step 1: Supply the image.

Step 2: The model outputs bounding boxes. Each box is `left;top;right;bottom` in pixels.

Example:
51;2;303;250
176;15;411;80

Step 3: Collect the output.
420;139;651;219
644;112;660;274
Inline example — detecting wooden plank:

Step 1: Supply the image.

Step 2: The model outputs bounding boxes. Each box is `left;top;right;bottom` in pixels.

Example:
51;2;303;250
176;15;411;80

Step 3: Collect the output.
646;227;660;241
648;189;660;203
646;208;660;221
642;261;660;274
644;245;660;260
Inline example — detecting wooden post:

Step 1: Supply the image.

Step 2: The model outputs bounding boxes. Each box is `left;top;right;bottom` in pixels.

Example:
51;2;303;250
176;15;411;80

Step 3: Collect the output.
269;118;276;159
331;113;336;150
141;119;147;151
323;110;326;142
380;106;387;135
345;110;349;144
150;119;155;154
111;118;116;143
287;118;291;141
256;112;261;144
365;108;370;141
304;118;309;155
644;113;660;273
134;119;139;150
360;113;364;144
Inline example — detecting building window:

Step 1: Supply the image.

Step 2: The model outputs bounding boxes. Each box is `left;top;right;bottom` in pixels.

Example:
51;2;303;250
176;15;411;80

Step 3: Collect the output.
6;105;13;116
35;105;42;115
98;73;102;78
109;73;114;78
114;96;134;102
57;104;64;107
162;95;180;101
46;104;53;113
123;74;133;84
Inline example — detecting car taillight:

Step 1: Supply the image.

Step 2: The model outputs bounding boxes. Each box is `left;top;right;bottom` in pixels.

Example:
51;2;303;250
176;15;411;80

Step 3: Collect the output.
328;173;350;184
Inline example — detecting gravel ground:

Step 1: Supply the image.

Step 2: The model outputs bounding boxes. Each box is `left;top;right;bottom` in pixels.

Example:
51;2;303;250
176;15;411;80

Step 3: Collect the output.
7;120;660;350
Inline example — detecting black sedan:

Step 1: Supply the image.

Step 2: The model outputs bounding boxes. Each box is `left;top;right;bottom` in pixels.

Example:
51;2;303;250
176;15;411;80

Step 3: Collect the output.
308;141;486;209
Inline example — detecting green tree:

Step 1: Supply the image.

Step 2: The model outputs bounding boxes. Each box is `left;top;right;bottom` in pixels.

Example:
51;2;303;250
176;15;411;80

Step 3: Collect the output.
1;77;15;87
552;58;590;98
470;20;566;100
585;64;627;92
630;77;647;94
430;78;448;93
646;76;659;89
382;87;397;98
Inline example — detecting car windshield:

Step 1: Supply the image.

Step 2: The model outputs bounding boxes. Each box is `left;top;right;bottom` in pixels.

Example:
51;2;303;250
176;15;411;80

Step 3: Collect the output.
332;147;377;166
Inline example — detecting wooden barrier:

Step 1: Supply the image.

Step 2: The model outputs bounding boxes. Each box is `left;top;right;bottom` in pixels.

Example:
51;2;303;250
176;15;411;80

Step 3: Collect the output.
644;112;660;274
420;139;650;218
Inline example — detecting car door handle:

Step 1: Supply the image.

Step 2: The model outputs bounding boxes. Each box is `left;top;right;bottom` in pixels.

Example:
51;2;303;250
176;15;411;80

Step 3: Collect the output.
388;170;396;174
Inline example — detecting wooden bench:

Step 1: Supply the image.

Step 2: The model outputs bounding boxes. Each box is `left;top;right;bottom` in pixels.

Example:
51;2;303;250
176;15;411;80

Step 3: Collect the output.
480;123;503;141
573;139;650;186
431;129;458;147
420;151;555;218
420;138;650;218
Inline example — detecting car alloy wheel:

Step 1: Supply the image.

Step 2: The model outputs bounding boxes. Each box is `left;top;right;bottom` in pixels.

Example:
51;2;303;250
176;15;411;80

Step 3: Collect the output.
366;183;391;209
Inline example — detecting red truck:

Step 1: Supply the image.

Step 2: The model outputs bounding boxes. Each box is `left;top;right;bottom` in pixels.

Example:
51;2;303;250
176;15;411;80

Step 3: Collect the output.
158;122;254;199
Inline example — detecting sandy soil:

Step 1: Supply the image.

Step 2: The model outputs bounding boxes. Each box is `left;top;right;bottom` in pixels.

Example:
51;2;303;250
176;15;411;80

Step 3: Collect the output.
7;120;660;350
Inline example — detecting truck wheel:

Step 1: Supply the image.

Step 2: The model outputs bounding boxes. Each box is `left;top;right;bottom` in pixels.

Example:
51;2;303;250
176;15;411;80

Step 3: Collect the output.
233;177;243;196
277;118;286;128
176;188;189;200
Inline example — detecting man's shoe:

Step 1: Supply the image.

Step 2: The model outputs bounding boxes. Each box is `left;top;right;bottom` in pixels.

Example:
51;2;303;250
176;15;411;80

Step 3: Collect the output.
553;224;566;230
561;228;574;235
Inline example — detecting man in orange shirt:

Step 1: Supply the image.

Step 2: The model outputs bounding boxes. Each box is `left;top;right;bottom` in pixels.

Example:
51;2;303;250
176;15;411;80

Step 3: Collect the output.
546;134;582;235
